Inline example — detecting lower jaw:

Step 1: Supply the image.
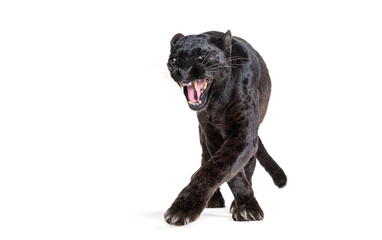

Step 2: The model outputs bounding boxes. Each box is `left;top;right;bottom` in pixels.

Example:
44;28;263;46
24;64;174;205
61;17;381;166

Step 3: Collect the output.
187;99;207;110
188;100;202;106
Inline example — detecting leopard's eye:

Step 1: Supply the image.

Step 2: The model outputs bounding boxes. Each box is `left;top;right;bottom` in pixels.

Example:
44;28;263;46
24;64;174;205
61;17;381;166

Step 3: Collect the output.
172;57;179;62
198;54;206;60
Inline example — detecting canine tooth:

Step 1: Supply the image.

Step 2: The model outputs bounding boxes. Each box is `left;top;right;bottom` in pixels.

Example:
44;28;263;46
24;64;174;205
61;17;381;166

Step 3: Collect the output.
193;81;198;91
188;101;192;105
198;100;201;104
203;83;207;90
180;83;184;89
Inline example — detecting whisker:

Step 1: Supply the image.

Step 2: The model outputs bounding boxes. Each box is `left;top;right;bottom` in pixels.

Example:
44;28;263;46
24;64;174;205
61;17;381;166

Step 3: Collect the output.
145;65;170;70
206;68;224;74
222;41;241;53
226;57;251;62
205;66;229;72
226;56;250;60
201;50;213;64
206;69;223;74
150;55;169;65
205;63;226;69
206;64;240;71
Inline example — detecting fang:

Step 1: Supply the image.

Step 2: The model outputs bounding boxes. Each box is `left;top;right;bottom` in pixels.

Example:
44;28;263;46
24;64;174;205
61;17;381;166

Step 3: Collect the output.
193;81;198;91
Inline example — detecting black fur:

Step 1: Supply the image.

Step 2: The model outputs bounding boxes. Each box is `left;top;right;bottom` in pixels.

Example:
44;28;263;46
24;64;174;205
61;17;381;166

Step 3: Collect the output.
164;31;287;226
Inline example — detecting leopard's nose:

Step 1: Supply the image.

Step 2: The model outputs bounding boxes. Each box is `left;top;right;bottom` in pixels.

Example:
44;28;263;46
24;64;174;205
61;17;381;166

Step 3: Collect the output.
179;66;194;80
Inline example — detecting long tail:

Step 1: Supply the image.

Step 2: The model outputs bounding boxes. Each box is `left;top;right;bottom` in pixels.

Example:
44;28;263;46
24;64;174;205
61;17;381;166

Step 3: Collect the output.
256;137;287;188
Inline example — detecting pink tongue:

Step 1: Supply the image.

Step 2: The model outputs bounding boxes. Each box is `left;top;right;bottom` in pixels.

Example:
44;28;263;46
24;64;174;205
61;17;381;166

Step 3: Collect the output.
187;80;205;103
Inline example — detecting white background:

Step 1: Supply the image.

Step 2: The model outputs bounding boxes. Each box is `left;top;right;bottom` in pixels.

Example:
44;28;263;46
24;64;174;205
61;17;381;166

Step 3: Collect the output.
1;0;381;239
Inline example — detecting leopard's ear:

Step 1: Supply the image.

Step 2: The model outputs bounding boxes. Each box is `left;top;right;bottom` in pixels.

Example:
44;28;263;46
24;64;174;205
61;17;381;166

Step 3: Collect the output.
215;30;232;58
170;33;185;47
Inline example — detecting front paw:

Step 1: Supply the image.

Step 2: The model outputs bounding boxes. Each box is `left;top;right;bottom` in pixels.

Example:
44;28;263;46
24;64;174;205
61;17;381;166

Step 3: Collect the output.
231;200;264;221
164;207;190;226
164;200;202;226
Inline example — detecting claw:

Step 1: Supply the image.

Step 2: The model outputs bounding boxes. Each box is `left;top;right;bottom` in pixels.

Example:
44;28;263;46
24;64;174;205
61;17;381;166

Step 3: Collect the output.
240;210;248;220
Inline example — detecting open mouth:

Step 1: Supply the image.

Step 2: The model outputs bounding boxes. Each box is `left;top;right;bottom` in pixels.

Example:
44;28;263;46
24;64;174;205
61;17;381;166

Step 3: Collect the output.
180;78;210;108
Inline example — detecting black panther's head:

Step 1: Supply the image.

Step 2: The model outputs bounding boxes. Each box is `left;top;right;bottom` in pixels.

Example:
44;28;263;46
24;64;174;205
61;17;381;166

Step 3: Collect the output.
168;31;232;111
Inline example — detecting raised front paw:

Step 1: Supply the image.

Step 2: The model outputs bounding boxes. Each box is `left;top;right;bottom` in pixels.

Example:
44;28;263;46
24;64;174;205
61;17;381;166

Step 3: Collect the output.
164;199;203;226
231;200;264;221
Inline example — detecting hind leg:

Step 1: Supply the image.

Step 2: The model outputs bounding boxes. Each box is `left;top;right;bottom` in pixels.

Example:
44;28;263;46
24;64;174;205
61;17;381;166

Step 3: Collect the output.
229;137;258;213
244;155;257;185
244;137;259;184
207;187;225;208
229;156;257;212
228;170;264;221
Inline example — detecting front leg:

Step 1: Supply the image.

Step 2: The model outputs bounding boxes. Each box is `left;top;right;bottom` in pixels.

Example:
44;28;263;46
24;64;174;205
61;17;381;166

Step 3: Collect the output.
164;134;257;226
199;125;225;208
163;184;209;226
